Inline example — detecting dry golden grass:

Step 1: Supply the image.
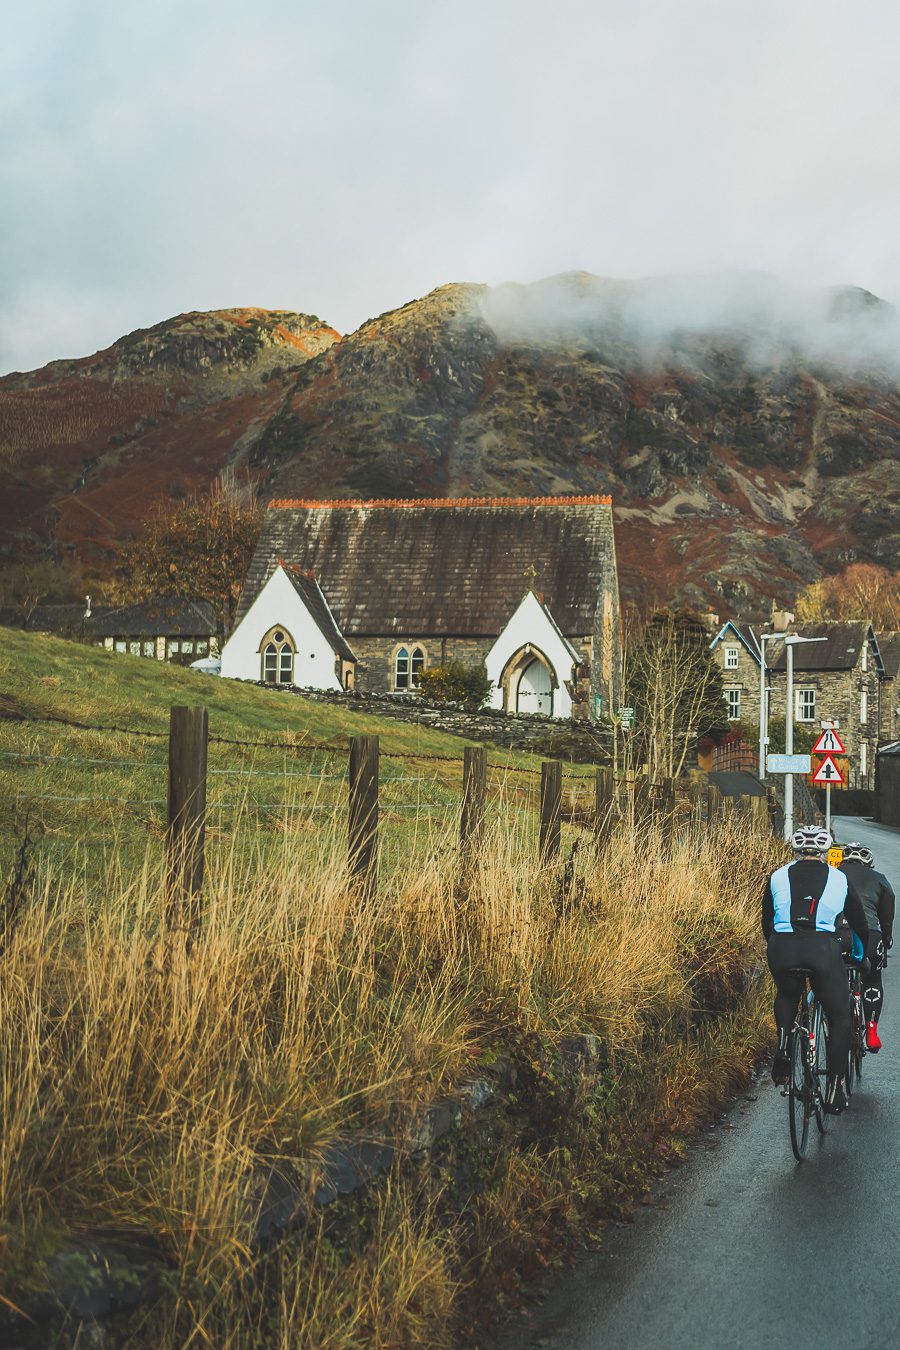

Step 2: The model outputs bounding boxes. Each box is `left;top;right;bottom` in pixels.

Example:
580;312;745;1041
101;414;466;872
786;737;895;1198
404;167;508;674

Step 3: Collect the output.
0;807;780;1345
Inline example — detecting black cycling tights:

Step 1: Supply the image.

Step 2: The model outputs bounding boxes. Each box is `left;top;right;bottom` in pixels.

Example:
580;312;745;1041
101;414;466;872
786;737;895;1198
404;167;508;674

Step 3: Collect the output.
767;931;851;1077
864;933;887;1025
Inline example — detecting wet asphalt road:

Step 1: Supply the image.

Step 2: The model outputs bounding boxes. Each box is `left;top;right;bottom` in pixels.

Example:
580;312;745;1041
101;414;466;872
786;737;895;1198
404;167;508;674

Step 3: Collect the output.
495;816;900;1350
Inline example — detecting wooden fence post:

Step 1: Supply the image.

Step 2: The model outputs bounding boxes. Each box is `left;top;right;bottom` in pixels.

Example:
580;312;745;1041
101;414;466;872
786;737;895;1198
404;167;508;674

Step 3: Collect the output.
539;760;562;862
751;794;769;834
349;734;379;893
166;705;208;937
594;766;615;843
633;775;652;831
706;782;721;828
460;746;487;860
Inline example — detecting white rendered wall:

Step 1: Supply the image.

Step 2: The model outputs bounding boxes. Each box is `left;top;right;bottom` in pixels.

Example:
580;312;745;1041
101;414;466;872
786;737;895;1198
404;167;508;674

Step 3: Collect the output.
220;567;343;690
484;593;575;719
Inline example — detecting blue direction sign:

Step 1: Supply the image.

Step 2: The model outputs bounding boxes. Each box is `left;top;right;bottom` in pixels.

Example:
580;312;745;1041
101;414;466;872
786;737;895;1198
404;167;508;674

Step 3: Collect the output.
767;753;812;774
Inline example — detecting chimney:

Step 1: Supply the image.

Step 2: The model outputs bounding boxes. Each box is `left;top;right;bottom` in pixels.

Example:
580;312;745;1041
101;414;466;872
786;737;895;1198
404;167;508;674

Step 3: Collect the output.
770;606;793;633
705;607;720;630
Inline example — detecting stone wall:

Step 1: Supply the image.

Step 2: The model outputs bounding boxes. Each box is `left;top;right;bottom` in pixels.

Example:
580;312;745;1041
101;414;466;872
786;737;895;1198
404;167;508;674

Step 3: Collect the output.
250;682;613;759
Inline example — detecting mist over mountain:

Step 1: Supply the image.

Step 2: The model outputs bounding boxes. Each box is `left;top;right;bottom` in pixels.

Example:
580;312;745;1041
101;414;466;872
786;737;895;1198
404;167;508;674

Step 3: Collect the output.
2;273;898;613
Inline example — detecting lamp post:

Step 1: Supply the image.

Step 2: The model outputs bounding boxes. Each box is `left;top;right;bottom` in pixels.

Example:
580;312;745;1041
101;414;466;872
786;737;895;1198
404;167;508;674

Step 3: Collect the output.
757;633;777;782
783;634;827;842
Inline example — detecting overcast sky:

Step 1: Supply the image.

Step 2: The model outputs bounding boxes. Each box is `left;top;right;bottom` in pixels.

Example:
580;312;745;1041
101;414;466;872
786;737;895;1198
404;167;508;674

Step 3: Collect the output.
3;0;900;373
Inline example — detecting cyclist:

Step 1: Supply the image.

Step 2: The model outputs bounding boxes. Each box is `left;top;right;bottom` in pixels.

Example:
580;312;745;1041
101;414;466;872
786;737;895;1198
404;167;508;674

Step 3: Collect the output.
763;825;868;1115
840;843;895;1052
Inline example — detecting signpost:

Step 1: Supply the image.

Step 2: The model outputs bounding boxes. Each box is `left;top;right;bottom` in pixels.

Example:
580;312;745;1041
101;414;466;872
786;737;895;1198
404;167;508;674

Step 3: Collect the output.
812;752;845;835
812;728;846;757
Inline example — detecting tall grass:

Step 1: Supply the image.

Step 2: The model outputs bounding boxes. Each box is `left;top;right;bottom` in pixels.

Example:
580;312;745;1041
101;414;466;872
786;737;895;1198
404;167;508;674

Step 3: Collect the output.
0;806;780;1346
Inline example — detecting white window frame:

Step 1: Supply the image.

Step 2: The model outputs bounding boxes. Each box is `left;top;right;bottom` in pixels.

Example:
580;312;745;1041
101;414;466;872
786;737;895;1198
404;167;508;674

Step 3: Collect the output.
861;741;868;776
724;646;739;670
724;687;741;720
795;688;816;722
860;689;868;724
261;627;295;685
862;644;868;673
394;644;426;691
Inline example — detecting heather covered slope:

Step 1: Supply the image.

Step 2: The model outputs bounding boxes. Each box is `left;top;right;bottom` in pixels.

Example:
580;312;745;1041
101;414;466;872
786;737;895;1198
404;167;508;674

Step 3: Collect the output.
0;308;339;566
3;274;899;610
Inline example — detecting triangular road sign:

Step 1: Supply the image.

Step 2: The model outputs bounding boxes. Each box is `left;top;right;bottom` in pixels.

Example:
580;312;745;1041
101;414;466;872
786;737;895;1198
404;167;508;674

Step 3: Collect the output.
812;754;845;785
812;728;846;755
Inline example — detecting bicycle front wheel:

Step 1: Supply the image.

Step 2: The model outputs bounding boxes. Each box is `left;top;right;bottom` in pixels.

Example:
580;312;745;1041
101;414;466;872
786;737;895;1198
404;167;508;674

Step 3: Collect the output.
789;1027;810;1161
814;1007;829;1135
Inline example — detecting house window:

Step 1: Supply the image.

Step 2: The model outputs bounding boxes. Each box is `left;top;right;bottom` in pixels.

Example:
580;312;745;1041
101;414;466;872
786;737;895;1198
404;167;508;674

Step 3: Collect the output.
182;641;193;655
197;640;208;655
862;645;868;673
724;646;739;670
861;741;868;777
860;690;868;724
795;688;816;722
142;641;154;658
262;628;295;685
394;645;426;690
168;641;179;655
725;687;741;720
115;640;126;652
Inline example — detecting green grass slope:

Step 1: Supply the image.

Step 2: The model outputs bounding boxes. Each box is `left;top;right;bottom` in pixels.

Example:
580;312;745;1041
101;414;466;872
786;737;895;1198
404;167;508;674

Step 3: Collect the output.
0;628;587;882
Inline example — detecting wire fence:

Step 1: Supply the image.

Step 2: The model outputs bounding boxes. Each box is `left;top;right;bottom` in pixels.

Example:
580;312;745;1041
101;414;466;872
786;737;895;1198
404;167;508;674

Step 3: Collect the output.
0;705;778;903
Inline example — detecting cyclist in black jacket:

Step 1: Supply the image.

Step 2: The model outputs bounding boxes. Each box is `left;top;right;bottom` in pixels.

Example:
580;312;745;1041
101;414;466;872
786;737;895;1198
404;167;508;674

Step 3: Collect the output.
763;825;868;1114
840;843;895;1052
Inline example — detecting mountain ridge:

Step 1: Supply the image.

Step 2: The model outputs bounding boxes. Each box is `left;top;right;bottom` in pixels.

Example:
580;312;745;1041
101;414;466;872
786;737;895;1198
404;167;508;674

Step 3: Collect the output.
2;275;898;612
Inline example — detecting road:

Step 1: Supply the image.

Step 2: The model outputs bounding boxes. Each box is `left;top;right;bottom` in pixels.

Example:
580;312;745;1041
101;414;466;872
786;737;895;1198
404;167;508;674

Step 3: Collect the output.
495;816;900;1350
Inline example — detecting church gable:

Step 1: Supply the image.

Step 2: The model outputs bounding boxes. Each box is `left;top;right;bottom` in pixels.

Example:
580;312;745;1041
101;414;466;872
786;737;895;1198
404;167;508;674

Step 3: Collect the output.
220;564;353;689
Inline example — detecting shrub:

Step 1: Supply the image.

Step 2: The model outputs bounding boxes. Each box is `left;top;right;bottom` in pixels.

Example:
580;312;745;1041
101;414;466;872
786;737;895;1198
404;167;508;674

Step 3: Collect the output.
417;661;492;710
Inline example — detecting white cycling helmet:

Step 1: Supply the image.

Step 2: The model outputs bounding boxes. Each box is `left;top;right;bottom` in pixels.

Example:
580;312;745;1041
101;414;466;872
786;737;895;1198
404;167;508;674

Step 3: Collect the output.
791;825;833;856
842;842;875;867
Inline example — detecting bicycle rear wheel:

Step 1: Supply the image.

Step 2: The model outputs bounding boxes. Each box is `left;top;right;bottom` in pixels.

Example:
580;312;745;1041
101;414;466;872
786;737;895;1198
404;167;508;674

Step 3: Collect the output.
814;1007;829;1134
789;1026;810;1161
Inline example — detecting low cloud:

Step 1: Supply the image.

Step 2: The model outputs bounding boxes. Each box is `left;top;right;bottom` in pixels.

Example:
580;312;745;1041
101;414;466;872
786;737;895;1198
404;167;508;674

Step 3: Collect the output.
480;271;900;375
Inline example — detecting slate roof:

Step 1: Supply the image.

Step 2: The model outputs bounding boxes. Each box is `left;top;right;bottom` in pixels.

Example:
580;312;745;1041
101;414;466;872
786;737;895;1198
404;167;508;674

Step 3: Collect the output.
281;567;357;663
769;622;881;673
237;496;616;636
92;598;217;638
877;632;900;681
710;620;763;663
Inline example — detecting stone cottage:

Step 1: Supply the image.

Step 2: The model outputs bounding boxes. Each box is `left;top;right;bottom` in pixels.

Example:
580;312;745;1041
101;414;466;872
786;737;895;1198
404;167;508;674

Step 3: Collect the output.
877;632;900;743
710;618;885;788
221;495;621;720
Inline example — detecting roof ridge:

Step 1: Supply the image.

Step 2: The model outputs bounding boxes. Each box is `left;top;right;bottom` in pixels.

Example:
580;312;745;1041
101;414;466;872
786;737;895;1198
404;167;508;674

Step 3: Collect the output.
267;494;613;510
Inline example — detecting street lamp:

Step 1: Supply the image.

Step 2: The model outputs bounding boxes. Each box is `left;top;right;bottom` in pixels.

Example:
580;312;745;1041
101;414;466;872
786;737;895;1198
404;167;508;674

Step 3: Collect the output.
783;634;827;842
757;632;778;782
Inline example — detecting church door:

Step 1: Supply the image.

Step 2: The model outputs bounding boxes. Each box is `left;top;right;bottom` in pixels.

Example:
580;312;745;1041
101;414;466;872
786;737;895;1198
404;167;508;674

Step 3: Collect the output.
516;658;553;716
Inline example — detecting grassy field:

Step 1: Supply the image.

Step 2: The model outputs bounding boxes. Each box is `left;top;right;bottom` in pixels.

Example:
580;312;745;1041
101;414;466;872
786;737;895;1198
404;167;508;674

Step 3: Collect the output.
0;629;781;1347
0;627;596;886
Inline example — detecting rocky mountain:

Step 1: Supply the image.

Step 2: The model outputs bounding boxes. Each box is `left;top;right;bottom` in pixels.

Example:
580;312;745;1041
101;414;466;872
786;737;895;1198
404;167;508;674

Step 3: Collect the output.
2;275;898;611
0;309;339;563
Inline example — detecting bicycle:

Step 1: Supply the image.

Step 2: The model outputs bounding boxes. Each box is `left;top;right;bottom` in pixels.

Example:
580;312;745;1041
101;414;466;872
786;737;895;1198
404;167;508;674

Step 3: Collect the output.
844;957;867;1098
784;967;829;1161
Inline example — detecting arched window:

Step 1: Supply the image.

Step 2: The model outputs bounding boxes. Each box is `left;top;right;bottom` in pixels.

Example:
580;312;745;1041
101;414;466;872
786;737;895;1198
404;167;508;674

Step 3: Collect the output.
261;627;295;685
394;644;426;690
394;646;410;690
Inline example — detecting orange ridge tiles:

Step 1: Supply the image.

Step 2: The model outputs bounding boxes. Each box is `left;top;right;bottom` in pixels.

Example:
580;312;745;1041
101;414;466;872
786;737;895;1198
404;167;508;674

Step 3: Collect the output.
267;494;613;510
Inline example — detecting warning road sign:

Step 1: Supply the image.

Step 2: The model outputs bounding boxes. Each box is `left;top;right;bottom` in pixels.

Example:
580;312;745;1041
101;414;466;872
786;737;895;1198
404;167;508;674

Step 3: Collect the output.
812;728;846;756
812;754;845;785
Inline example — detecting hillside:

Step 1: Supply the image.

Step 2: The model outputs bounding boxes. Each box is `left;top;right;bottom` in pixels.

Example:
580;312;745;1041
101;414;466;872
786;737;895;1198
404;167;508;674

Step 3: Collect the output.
3;274;899;610
0;308;339;566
